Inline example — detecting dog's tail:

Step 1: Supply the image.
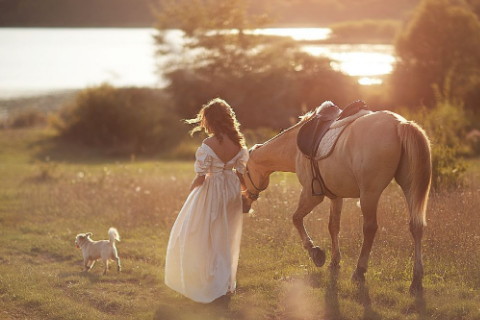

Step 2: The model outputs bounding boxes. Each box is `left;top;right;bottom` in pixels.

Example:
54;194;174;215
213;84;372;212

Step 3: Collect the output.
108;227;120;244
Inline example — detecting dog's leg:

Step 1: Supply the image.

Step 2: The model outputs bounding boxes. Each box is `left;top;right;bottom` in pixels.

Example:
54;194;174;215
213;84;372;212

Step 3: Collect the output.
84;259;94;272
84;259;90;272
112;249;122;272
103;260;109;275
116;256;122;272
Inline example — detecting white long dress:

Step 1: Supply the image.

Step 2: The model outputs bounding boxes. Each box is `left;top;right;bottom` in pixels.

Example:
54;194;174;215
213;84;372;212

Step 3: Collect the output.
164;143;249;303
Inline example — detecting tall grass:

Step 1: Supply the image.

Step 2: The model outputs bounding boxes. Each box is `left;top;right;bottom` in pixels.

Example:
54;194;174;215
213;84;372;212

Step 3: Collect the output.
1;128;480;319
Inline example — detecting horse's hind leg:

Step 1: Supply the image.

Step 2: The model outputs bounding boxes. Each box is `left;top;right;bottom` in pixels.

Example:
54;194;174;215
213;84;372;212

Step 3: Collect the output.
292;189;325;267
396;164;425;294
328;198;343;268
409;221;424;294
352;191;380;283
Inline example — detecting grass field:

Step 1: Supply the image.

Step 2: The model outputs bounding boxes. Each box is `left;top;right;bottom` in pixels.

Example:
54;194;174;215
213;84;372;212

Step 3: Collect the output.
1;128;480;320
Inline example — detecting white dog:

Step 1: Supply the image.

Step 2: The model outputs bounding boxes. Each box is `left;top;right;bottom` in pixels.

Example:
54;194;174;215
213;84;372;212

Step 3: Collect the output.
75;227;122;274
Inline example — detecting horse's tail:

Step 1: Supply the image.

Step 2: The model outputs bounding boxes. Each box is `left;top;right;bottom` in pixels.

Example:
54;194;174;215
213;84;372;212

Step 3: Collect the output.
396;121;432;227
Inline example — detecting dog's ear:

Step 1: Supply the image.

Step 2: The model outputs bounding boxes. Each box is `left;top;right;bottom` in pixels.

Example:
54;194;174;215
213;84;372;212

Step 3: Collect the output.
86;232;93;237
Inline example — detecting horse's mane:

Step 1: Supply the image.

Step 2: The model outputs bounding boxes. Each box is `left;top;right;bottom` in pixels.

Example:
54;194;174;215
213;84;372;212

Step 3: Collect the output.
252;101;337;149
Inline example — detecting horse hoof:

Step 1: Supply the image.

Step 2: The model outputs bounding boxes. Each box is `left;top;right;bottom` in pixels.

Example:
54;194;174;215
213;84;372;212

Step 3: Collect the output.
309;247;326;267
409;283;423;296
351;268;366;283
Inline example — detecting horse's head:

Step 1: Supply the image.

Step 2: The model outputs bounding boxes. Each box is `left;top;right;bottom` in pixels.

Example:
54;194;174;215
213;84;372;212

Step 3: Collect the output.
242;144;270;213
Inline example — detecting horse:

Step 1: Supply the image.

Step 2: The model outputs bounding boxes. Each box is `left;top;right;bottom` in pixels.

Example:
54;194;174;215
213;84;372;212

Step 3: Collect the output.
242;103;431;294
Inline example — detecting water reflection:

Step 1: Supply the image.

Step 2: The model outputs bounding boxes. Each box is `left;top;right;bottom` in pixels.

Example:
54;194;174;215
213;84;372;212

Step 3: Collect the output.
303;44;395;82
251;27;331;41
0;28;395;98
0;28;159;98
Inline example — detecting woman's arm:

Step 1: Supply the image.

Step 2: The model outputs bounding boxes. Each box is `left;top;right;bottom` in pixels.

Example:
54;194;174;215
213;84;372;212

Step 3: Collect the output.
236;171;247;192
189;174;206;192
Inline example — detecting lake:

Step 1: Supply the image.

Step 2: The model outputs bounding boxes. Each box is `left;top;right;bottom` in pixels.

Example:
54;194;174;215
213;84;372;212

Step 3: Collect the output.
0;28;395;99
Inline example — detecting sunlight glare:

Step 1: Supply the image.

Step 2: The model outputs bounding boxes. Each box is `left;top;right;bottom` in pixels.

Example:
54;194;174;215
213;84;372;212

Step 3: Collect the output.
358;77;383;85
303;44;395;85
329;52;394;76
251;28;331;41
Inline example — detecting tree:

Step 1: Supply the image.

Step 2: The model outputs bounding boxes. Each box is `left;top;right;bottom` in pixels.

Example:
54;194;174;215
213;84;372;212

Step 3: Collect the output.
154;0;359;129
391;0;480;109
154;0;270;77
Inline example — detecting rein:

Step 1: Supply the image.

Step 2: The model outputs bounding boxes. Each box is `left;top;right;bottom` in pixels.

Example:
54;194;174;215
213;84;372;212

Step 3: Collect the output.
244;120;304;200
244;164;266;200
257;120;305;146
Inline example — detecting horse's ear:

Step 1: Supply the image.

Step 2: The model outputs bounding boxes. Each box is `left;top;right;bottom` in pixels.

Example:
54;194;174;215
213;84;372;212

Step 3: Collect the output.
86;232;93;237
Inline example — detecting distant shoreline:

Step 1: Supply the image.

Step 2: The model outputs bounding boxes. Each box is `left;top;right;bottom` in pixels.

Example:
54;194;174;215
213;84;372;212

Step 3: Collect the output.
0;23;395;43
0;28;394;102
0;88;79;100
0;23;331;29
0;25;156;29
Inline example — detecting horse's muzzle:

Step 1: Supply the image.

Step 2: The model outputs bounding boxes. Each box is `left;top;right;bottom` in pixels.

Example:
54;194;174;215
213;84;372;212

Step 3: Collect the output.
242;194;252;213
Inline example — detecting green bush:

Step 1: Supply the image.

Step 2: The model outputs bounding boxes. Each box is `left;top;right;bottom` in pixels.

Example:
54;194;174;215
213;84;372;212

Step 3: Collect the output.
55;84;185;155
430;143;466;190
404;97;469;190
3;108;47;129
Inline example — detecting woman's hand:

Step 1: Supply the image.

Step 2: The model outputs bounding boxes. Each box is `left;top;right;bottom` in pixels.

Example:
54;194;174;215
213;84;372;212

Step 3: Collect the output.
236;171;247;191
189;174;205;192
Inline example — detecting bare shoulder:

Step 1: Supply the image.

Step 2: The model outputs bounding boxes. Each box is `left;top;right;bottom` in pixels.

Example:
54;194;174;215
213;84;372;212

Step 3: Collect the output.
203;135;242;162
203;136;220;148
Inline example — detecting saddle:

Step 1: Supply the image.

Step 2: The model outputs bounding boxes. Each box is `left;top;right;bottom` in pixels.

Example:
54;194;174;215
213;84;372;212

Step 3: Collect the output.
297;100;367;198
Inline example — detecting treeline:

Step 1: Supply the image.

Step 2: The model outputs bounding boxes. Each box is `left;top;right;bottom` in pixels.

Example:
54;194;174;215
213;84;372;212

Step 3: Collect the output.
0;0;419;27
254;0;419;25
0;0;155;27
4;0;480;190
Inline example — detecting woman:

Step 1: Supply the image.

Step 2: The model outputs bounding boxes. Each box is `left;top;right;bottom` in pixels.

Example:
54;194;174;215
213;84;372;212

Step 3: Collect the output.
164;98;249;303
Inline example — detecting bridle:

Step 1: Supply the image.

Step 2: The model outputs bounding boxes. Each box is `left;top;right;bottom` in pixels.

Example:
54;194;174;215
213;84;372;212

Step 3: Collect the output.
244;164;267;200
243;121;304;201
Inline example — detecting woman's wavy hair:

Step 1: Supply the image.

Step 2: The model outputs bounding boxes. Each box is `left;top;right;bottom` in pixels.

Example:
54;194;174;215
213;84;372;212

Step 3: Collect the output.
186;98;245;147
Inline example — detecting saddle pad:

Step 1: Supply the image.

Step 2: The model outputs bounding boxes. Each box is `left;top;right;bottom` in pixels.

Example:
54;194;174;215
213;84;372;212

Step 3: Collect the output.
316;110;373;160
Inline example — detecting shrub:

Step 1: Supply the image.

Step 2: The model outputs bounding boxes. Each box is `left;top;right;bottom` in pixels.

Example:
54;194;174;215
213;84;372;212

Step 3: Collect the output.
55;84;185;155
405;97;469;190
430;143;466;190
3;108;47;129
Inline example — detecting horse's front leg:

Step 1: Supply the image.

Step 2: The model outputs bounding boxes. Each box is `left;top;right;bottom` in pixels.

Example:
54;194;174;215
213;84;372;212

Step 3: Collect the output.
292;189;325;267
328;198;343;268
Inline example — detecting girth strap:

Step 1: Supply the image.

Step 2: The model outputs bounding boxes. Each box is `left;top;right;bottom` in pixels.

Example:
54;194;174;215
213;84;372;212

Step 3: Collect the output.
310;157;337;199
300;100;366;198
308;117;337;199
